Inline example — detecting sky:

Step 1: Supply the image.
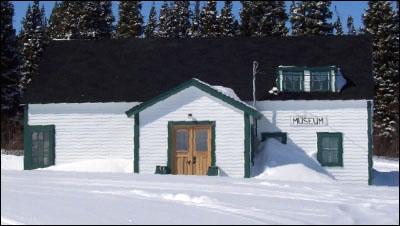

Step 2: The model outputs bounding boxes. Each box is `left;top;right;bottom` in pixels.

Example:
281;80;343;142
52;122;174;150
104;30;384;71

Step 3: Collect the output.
11;1;371;34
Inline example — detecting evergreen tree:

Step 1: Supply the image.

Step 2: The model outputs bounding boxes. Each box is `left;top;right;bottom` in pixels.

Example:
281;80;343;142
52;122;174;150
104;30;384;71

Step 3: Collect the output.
290;1;333;35
233;19;240;36
170;1;191;38
158;1;172;37
20;1;46;88
61;1;84;39
290;1;305;36
363;1;398;155
190;1;202;37
239;1;253;37
47;1;67;39
220;1;235;37
346;15;356;35
144;1;157;38
116;1;143;38
303;1;333;35
201;0;219;37
1;1;21;116
334;6;343;35
273;1;288;36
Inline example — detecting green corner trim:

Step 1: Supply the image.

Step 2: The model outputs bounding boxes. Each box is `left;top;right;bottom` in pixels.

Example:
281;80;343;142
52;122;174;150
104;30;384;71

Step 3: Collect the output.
244;113;251;178
317;132;343;167
167;121;216;174
125;78;261;119
134;113;140;173
367;101;373;185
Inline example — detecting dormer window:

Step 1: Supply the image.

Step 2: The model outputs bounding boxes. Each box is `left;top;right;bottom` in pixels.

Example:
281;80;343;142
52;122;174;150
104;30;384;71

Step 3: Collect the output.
277;66;337;93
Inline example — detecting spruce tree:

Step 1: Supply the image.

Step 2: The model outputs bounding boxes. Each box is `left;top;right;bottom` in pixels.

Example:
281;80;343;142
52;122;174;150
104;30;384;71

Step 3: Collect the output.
20;1;46;88
363;1;398;155
1;1;21;116
290;1;305;36
170;1;191;38
273;1;288;36
47;1;67;39
158;1;172;38
220;1;235;37
303;1;333;35
144;2;157;38
201;0;219;37
334;6;343;35
116;1;143;38
291;1;333;35
61;1;84;39
346;16;356;35
190;1;202;37
240;1;253;37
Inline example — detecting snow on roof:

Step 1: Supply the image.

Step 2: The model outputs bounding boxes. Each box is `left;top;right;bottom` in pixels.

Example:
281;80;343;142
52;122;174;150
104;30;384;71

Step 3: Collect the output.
192;78;257;110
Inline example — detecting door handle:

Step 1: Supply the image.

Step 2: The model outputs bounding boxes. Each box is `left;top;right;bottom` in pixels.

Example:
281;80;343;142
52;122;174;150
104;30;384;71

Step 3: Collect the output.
187;160;191;164
193;156;196;164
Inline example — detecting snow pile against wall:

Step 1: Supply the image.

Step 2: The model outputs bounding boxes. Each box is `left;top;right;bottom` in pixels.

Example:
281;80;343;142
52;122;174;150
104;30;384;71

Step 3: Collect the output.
41;159;133;173
252;139;334;183
1;154;24;170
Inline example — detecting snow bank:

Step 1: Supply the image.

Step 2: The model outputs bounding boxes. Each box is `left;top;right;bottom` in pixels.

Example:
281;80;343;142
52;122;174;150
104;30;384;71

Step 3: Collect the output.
1;154;24;171
373;156;399;187
42;159;133;173
252;139;334;183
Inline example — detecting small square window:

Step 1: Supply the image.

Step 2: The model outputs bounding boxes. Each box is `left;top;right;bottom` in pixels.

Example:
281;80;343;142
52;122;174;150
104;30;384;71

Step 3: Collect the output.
311;71;330;91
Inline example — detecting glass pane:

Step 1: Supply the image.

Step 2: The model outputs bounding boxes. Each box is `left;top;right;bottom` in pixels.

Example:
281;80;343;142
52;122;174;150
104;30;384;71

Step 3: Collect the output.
32;132;38;141
283;71;303;91
322;137;330;148
195;129;208;152
329;137;339;150
38;132;44;141
175;129;188;152
311;71;329;91
44;132;50;149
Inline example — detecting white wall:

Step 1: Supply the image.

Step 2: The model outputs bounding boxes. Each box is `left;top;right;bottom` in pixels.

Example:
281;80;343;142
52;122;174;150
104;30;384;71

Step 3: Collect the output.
139;86;245;177
28;102;138;164
256;100;370;184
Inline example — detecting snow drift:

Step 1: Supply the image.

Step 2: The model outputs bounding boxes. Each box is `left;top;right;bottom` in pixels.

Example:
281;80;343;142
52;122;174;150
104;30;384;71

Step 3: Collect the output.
1;154;23;170
42;159;133;173
252;139;334;183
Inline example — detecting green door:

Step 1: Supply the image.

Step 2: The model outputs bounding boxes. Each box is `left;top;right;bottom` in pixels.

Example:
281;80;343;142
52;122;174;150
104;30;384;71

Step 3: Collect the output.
25;125;55;169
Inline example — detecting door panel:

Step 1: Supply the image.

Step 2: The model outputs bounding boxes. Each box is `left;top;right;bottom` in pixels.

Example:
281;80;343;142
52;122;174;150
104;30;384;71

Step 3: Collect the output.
29;126;55;169
172;125;211;176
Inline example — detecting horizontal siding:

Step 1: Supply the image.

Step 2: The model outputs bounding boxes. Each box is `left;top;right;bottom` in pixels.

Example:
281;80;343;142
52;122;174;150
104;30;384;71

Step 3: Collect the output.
28;102;138;164
140;86;244;177
256;100;369;184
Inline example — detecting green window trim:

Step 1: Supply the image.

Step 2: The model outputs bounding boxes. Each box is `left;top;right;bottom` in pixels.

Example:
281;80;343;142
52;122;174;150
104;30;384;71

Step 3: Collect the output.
24;106;55;170
276;66;337;93
125;78;262;119
261;132;287;144
167;121;216;173
317;132;343;167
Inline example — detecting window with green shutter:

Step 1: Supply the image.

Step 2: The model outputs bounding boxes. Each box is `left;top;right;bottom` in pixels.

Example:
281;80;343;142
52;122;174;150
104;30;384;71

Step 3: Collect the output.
317;132;343;167
26;125;55;169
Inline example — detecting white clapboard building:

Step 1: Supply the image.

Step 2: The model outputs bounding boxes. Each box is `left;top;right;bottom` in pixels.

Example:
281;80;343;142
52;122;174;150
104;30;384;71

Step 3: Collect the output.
22;36;374;184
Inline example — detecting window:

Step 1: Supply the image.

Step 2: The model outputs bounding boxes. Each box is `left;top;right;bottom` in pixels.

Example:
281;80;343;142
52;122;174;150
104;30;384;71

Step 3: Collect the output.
282;70;304;92
26;125;55;169
317;133;343;167
311;70;330;91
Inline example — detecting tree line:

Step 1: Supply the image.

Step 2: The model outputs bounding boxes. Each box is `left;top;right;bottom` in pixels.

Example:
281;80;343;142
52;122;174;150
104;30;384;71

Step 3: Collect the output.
1;1;399;156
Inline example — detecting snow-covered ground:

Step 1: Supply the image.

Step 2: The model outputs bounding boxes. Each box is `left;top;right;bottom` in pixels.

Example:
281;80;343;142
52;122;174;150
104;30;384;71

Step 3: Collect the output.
1;148;399;225
1;170;398;225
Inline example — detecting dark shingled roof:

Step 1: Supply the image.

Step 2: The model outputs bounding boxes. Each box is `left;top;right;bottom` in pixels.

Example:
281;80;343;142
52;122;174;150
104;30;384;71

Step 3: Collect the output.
22;36;373;104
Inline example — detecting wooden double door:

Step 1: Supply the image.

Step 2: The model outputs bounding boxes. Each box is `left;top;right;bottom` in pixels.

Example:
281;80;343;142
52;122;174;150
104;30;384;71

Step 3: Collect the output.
172;125;212;175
